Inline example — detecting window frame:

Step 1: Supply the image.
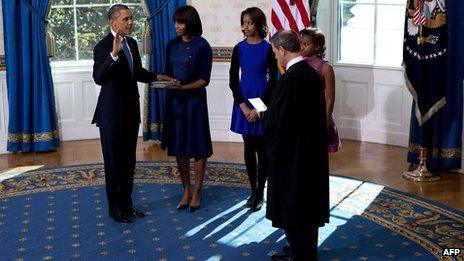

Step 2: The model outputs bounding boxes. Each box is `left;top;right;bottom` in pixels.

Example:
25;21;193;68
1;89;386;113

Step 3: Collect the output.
333;0;406;69
49;0;146;68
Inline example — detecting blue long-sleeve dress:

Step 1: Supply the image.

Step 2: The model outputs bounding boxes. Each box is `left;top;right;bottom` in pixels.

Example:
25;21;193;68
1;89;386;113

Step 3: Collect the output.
161;36;213;158
229;40;276;135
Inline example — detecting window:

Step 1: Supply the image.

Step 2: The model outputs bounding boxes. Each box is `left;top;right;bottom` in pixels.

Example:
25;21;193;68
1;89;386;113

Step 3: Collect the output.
337;0;406;67
49;0;146;62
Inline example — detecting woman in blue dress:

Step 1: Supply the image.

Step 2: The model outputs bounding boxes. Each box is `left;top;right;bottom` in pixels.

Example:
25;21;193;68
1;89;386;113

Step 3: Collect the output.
157;5;213;212
229;7;276;212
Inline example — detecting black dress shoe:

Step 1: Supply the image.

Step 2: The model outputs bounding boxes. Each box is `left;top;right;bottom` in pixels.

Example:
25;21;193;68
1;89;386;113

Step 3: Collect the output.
251;195;264;212
113;212;133;223
271;253;291;261
283;245;291;254
189;205;200;212
127;207;145;218
245;193;255;208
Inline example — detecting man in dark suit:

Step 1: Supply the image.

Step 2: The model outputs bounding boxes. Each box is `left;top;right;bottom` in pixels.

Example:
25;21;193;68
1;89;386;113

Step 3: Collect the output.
264;30;330;260
92;4;157;223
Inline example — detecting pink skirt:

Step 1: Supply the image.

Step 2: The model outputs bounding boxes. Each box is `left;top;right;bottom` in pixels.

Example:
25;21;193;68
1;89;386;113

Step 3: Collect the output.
328;114;341;153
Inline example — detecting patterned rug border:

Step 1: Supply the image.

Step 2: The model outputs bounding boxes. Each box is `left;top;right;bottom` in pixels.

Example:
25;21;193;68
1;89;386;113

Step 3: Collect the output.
5;160;246;176
362;212;453;261
1;162;463;260
0;164;464;214
363;189;463;260
329;173;463;261
2;162;462;216
330;173;464;218
0;161;249;199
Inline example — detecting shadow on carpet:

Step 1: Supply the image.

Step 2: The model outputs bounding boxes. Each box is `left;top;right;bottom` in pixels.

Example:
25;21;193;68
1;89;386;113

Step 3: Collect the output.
0;161;463;260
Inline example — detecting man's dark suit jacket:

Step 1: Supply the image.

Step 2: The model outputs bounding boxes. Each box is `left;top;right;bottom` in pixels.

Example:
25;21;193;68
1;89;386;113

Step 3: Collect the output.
92;32;154;129
92;32;155;216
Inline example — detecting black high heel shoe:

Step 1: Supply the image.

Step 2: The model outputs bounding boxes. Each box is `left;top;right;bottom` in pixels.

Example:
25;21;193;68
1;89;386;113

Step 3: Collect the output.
188;204;200;212
177;193;192;210
176;203;189;210
189;194;201;212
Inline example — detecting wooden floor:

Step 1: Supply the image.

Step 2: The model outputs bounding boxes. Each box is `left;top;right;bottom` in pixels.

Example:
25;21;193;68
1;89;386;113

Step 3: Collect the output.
0;139;463;211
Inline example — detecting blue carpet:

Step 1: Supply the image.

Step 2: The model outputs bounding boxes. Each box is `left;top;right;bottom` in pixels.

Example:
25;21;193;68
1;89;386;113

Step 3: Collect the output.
0;161;462;260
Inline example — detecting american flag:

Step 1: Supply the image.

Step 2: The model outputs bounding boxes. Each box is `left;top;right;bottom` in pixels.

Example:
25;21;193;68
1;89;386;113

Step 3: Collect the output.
413;0;426;26
270;0;311;36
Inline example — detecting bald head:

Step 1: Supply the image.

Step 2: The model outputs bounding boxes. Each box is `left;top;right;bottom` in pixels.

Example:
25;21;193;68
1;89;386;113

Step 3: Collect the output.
271;30;302;68
271;30;301;53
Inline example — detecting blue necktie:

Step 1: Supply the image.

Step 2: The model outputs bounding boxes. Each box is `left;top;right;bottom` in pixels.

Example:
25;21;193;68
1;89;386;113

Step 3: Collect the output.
122;38;133;75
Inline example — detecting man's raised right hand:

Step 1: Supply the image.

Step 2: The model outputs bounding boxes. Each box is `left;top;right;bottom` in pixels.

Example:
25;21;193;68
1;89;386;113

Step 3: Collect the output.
111;28;123;57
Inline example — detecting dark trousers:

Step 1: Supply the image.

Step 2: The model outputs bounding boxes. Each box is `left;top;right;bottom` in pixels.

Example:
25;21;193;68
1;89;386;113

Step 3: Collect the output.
285;227;319;261
99;124;139;216
242;135;268;196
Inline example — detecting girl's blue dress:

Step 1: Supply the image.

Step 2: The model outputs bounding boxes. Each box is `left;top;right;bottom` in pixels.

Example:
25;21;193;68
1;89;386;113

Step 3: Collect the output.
230;40;272;135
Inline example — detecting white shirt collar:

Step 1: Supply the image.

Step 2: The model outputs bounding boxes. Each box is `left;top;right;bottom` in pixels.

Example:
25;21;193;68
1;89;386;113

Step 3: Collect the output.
110;29;125;42
286;56;304;70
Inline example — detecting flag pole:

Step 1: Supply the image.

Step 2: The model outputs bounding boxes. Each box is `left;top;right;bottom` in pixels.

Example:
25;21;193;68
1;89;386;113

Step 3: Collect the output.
310;0;319;27
402;119;442;182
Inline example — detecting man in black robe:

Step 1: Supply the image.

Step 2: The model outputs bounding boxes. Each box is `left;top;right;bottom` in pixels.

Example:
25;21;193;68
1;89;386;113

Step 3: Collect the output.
264;30;330;261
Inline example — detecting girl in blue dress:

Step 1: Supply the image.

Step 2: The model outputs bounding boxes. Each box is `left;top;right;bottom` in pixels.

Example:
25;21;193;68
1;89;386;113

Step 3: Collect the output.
157;5;213;212
229;7;277;212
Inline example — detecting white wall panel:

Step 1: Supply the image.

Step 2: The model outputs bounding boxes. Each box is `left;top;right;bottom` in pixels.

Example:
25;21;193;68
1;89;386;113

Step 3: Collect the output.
339;80;368;121
334;66;411;147
52;70;99;141
208;63;241;142
82;81;98;121
54;81;75;122
375;83;403;126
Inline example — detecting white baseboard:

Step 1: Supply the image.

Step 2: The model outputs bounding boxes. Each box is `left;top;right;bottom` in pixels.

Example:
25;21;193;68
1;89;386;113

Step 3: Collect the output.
211;129;242;143
339;126;409;147
0;140;6;153
59;126;100;141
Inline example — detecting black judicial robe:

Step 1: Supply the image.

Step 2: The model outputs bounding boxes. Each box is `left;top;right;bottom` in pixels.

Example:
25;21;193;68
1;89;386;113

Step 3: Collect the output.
263;60;330;229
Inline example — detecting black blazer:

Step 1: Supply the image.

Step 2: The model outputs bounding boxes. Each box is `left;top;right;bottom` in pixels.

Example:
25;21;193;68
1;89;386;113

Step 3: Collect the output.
92;32;155;129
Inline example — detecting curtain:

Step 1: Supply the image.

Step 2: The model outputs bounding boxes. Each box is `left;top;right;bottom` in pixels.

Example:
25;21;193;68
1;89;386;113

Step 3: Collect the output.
143;0;186;141
2;0;60;152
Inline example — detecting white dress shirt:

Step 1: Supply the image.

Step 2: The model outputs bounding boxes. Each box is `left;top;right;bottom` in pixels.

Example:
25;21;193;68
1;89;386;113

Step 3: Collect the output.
286;55;304;70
